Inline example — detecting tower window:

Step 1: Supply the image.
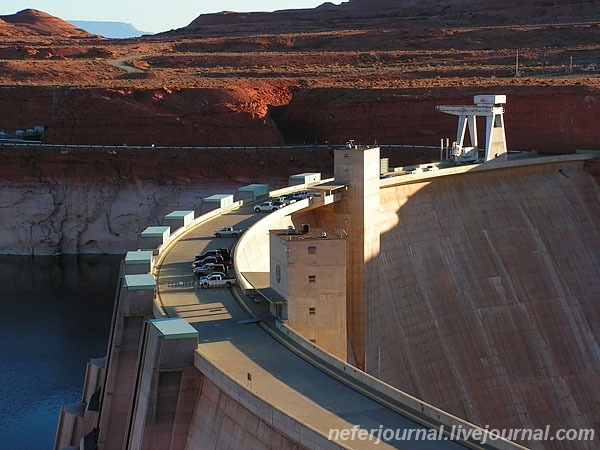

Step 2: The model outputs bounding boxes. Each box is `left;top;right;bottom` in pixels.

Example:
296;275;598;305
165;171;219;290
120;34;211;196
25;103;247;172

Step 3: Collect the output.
308;275;316;283
308;307;316;315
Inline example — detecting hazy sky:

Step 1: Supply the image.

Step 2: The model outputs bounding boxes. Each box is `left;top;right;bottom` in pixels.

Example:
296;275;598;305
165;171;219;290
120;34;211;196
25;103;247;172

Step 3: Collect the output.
1;1;346;33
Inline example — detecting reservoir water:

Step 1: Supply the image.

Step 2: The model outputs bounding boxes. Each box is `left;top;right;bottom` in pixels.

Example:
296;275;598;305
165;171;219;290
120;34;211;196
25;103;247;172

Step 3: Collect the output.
0;254;121;450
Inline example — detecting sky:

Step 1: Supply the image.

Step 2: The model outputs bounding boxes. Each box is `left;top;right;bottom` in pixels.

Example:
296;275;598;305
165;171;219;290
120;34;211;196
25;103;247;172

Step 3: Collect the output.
0;1;346;33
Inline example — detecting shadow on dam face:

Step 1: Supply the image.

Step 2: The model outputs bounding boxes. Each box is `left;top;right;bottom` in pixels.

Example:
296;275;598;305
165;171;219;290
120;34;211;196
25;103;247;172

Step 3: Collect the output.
365;158;600;450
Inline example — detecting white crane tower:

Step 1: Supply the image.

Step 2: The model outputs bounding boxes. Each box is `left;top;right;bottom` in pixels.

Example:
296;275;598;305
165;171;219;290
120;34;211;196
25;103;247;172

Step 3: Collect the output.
437;95;508;164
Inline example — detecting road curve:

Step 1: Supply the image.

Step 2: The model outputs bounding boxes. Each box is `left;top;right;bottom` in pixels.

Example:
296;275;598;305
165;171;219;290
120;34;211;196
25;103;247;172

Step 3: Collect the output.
108;54;147;73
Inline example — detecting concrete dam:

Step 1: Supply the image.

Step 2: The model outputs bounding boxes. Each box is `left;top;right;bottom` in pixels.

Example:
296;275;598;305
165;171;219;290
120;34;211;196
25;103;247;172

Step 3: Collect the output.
55;145;599;450
374;158;600;434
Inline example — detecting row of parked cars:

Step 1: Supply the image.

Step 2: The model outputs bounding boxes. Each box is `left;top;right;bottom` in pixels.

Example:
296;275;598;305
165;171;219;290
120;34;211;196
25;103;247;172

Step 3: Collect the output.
192;191;314;284
191;247;237;287
192;248;232;278
254;191;313;213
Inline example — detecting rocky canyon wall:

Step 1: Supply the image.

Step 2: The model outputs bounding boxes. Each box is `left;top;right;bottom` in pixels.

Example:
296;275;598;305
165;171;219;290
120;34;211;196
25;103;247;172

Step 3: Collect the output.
2;81;598;255
0;146;335;255
279;86;600;153
1;85;598;152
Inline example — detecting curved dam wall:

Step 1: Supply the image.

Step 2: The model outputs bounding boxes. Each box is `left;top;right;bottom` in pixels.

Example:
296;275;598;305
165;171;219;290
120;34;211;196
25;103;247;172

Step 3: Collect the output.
187;352;341;450
185;376;316;450
56;206;345;450
368;158;599;449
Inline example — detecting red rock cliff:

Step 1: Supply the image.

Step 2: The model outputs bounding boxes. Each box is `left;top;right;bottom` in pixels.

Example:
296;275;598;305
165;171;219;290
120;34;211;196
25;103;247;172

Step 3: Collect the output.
2;85;598;152
280;86;600;153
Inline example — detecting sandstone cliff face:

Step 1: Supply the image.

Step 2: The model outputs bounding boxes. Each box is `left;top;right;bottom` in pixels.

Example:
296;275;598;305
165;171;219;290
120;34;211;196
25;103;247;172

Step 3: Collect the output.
0;146;335;255
1;4;599;152
279;86;600;153
7;85;288;146
2;85;598;152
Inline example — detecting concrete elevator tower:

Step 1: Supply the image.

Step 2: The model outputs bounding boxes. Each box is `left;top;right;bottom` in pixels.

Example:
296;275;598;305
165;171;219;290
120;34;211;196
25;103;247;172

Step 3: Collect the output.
334;143;381;369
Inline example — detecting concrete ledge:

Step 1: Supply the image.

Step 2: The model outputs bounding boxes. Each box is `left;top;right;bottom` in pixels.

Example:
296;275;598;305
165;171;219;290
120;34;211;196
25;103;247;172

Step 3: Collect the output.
193;351;346;450
381;151;600;188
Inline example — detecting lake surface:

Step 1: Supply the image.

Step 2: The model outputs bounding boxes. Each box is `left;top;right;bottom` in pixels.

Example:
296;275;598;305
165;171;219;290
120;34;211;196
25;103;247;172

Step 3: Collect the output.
0;254;121;450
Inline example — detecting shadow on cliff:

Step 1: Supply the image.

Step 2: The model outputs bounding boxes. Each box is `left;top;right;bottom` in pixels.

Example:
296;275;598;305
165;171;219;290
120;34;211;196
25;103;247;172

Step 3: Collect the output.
277;86;600;153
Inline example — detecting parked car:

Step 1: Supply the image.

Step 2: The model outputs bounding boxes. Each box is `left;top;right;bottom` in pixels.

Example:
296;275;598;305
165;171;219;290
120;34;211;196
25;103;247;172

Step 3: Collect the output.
288;191;314;201
193;263;227;278
282;195;297;205
213;226;244;238
273;196;297;205
254;201;281;212
192;255;231;269
194;248;230;261
198;272;237;288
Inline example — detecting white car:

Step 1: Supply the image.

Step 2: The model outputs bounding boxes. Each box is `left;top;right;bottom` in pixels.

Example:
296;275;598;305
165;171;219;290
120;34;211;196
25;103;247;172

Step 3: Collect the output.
254;201;281;212
281;195;297;205
199;272;237;288
213;226;243;238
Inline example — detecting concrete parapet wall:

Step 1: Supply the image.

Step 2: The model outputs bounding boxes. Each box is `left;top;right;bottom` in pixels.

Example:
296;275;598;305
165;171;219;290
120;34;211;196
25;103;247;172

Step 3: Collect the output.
381;152;599;188
234;200;309;290
273;321;525;450
268;178;334;199
190;351;345;450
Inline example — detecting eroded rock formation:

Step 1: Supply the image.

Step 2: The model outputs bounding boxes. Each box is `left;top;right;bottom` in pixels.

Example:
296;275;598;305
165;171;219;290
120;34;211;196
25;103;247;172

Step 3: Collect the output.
0;146;338;255
1;84;598;152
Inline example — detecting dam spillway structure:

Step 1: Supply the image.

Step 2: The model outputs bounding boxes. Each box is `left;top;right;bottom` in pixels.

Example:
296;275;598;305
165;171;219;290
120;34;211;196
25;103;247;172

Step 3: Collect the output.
437;94;508;164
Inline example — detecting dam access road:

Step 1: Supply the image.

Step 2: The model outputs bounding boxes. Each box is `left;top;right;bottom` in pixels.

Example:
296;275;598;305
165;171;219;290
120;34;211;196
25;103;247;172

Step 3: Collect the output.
154;203;471;449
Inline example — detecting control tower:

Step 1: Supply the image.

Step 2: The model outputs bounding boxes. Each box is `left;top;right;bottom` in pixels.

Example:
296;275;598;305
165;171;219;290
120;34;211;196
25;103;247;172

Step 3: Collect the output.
437;94;508;164
333;143;381;369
